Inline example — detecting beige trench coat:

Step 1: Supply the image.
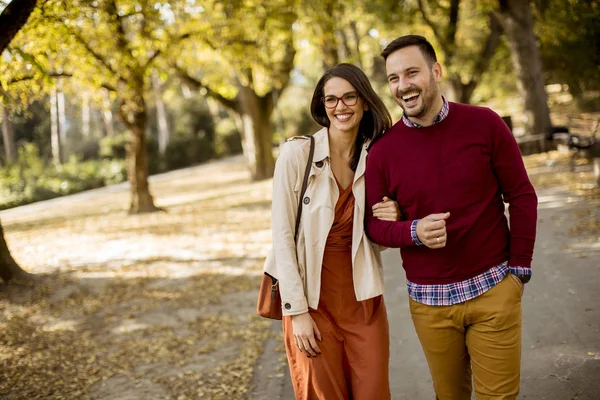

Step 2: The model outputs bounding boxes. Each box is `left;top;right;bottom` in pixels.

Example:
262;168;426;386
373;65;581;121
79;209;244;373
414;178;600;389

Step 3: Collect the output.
264;128;385;316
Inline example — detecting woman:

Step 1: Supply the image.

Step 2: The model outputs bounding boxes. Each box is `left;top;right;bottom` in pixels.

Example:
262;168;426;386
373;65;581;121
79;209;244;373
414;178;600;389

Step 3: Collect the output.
268;63;395;399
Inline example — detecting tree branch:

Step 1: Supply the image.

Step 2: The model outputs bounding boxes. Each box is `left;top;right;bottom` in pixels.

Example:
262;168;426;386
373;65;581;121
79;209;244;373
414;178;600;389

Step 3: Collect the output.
7;72;73;85
11;46;48;76
472;11;503;81
175;66;238;111
497;0;529;27
6;73;116;92
349;21;364;69
0;0;38;54
461;11;503;101
117;10;144;20
446;0;460;50
416;0;448;56
65;23;122;80
274;35;296;92
143;31;200;69
105;0;131;59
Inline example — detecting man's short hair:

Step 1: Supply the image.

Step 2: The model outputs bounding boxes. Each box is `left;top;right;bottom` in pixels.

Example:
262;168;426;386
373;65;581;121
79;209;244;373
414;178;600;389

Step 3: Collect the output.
381;35;438;66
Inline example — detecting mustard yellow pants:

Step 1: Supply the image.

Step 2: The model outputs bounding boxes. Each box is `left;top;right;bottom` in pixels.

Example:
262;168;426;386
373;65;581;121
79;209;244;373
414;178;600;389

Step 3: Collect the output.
409;274;523;400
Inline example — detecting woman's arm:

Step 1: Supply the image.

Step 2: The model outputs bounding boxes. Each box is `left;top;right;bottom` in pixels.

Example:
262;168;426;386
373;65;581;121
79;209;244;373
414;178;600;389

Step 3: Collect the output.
271;141;309;316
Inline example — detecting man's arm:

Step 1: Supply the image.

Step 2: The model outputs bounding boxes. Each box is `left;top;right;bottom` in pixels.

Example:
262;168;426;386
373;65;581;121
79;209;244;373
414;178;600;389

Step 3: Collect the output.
491;112;538;280
364;147;417;248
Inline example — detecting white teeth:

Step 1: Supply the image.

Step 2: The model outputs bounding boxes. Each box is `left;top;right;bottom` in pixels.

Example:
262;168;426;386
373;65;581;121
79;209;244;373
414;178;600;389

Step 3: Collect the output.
402;92;419;101
335;114;352;122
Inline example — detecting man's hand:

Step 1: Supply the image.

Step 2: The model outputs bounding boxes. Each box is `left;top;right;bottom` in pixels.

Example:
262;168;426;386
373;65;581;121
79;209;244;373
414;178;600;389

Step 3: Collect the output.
509;273;525;295
416;212;450;249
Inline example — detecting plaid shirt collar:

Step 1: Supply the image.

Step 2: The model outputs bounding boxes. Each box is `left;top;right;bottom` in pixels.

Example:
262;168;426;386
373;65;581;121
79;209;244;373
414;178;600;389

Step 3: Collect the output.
402;96;449;128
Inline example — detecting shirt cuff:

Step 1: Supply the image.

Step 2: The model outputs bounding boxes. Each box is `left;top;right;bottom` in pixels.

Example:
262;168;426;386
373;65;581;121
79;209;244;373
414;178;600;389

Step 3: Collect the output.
508;266;532;283
411;219;424;246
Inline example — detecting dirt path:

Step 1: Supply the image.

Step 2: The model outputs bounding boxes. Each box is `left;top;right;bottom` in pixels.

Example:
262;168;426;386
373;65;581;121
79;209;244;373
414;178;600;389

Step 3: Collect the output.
0;157;282;400
1;151;598;399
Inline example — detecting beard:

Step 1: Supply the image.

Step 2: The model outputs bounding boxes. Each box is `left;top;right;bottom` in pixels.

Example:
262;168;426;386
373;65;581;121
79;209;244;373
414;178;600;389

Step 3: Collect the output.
396;72;438;119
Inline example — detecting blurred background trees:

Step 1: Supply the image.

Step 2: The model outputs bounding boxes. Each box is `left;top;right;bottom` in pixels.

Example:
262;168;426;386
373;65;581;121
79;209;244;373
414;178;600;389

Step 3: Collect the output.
0;0;38;282
1;0;598;214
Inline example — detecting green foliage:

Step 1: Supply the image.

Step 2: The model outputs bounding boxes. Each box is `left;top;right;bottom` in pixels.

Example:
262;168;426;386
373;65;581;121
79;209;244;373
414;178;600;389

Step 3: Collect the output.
537;0;600;107
100;94;225;173
0;143;127;210
276;86;321;138
173;0;297;104
1;99;51;159
161;136;214;171
153;93;218;171
1;0;597;192
471;38;517;103
69;135;101;161
215;118;243;156
99;133;129;160
169;94;216;145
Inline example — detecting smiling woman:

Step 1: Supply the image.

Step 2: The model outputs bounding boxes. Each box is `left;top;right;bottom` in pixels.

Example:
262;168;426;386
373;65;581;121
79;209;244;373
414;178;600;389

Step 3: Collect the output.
267;63;397;399
310;63;392;172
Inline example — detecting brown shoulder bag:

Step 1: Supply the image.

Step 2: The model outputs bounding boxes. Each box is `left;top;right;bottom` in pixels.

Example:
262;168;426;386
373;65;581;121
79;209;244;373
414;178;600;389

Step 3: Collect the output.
257;135;315;319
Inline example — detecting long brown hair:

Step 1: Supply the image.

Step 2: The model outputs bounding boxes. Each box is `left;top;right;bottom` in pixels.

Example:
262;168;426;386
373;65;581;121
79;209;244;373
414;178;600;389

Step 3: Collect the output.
310;63;392;171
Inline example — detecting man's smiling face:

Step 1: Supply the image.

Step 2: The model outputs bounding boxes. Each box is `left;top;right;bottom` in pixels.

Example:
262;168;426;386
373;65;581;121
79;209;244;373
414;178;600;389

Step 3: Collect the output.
385;45;442;123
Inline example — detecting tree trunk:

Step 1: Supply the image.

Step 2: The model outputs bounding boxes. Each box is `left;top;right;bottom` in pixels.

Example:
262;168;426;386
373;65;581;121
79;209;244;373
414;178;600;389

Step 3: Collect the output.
271;90;286;146
449;78;478;104
180;84;192;100
0;0;40;284
118;86;159;213
102;89;115;137
57;79;67;162
238;86;275;181
317;6;339;70
498;0;551;149
418;2;501;106
0;218;29;283
321;35;339;70
152;73;170;156
82;91;90;138
1;106;17;164
50;87;62;164
348;22;364;69
337;28;352;61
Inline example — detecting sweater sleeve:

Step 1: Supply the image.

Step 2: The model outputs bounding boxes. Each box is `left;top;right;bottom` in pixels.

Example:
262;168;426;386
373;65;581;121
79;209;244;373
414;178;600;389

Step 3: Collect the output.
364;145;417;248
490;112;538;268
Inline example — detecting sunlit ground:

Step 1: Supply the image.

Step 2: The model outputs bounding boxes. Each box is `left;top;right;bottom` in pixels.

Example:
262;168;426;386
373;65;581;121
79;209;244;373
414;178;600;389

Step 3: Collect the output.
525;151;600;239
0;157;276;400
0;150;598;399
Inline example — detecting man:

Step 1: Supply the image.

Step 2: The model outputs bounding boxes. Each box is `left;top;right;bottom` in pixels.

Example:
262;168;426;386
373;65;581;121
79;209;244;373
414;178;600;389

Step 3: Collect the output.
365;35;537;399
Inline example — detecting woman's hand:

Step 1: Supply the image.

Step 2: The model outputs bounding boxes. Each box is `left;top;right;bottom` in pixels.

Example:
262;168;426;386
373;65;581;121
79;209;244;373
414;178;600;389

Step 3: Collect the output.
372;196;402;221
291;312;322;357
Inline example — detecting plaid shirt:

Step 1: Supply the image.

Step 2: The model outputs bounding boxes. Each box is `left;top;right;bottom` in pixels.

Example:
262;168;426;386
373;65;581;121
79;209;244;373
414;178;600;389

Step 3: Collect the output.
405;98;532;306
402;96;450;128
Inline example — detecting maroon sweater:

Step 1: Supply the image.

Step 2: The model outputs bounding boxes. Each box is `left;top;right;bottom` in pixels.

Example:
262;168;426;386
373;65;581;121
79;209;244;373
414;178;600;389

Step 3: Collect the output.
365;102;537;285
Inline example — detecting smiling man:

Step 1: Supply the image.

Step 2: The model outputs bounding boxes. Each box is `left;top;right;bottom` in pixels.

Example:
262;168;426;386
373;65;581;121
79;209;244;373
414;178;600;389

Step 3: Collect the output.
365;35;538;399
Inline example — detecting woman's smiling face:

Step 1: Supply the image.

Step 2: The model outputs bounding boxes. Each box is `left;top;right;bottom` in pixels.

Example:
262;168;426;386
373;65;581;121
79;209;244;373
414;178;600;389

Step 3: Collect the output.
323;77;367;134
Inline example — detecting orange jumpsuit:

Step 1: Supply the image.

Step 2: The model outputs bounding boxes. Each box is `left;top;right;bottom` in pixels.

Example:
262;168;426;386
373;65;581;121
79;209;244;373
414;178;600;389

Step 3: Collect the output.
283;180;391;400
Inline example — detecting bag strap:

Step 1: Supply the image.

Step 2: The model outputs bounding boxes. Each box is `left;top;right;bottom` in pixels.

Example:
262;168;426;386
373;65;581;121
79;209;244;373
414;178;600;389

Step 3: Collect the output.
294;135;315;243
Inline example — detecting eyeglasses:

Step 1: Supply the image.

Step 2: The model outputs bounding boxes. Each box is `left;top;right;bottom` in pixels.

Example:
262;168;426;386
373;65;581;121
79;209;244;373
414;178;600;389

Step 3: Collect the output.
322;92;360;109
